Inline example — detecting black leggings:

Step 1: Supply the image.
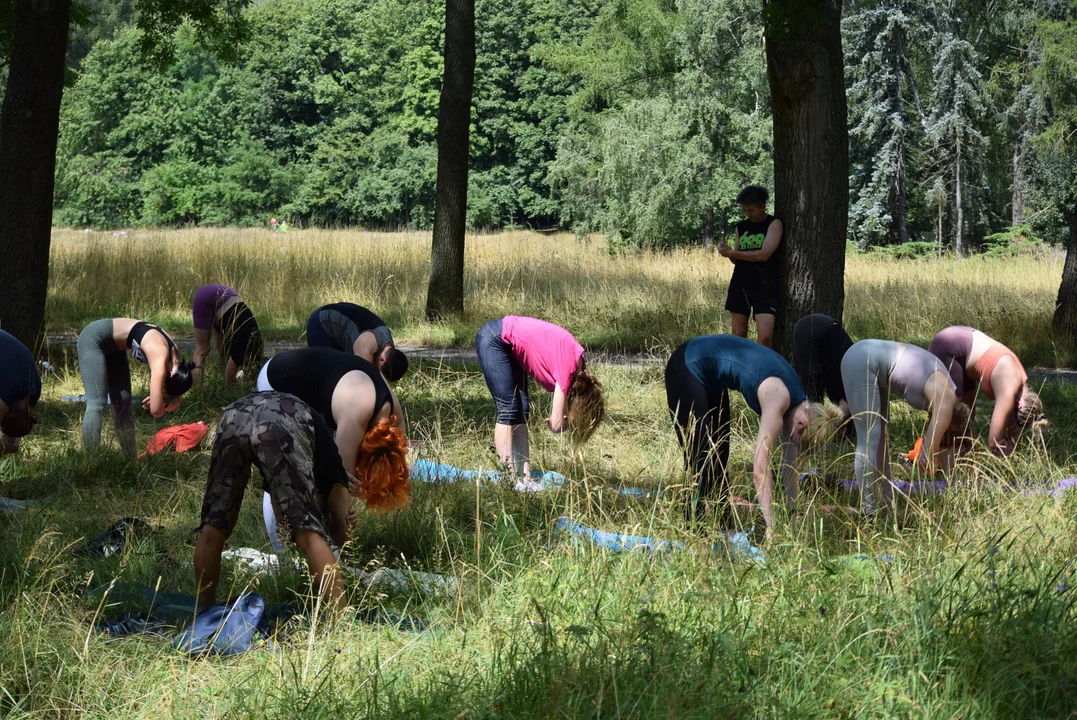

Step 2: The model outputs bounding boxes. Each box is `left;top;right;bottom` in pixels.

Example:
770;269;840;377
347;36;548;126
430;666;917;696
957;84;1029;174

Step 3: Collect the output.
665;343;730;521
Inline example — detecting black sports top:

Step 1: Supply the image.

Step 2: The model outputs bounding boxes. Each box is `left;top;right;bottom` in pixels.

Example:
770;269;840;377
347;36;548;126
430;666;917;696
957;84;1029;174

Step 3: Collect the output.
126;322;178;365
733;215;781;279
266;347;392;430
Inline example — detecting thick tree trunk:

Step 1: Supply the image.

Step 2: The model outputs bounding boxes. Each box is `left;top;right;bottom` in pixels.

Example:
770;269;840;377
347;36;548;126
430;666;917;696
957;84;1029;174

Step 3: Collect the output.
0;0;72;350
764;0;848;356
955;139;964;258
425;0;476;320
1053;209;1077;350
1011;135;1025;226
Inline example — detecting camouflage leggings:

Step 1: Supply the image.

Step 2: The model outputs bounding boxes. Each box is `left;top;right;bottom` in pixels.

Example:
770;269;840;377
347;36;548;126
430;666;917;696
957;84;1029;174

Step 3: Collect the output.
201;392;330;544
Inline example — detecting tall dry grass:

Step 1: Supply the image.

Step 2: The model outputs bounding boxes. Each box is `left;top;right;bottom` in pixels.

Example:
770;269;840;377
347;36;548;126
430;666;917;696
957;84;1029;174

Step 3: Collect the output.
48;227;1066;363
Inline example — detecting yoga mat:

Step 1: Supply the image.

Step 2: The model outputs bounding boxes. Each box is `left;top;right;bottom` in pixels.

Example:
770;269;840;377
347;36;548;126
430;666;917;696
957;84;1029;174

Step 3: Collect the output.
552;517;765;564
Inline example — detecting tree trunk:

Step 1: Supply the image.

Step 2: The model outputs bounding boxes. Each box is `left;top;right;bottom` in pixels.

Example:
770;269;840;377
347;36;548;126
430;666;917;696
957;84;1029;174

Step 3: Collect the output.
895;137;909;245
703;207;714;248
0;0;72;350
955;138;964;258
763;0;848;356
1011;134;1025;226
425;0;475;319
1053;208;1077;350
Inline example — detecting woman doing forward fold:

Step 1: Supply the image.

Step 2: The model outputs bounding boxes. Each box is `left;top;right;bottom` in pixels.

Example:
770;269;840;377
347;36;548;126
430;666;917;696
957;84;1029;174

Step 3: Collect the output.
928;326;1044;455
474;316;604;486
194;392;369;610
306;302;409;381
665;334;812;534
191;284;264;386
78;319;195;457
256;347;409;551
841;340;969;516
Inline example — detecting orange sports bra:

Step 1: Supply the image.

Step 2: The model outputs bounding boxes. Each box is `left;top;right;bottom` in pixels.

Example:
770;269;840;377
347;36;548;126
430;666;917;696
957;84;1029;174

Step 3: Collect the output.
973;342;1027;400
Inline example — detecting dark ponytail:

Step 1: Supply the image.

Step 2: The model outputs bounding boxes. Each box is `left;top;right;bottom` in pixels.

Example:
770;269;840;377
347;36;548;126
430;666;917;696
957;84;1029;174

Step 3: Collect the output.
166;360;197;397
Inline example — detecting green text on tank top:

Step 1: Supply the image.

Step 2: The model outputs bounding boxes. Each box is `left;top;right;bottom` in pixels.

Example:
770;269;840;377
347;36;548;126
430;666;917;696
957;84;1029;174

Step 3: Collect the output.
330;370;399;475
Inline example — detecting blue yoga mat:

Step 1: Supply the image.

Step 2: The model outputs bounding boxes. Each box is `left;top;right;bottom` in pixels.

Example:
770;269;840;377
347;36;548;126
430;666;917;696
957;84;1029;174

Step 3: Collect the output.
410;459;566;490
552;517;765;564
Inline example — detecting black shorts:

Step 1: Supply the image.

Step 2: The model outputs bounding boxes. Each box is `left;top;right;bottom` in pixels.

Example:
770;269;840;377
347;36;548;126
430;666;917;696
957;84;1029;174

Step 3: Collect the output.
724;268;778;317
219;303;264;368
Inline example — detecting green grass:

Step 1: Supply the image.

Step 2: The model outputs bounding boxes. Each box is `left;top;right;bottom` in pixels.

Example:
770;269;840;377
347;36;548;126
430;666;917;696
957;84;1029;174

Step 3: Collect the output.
45;228;1071;366
2;342;1077;717
4;229;1076;716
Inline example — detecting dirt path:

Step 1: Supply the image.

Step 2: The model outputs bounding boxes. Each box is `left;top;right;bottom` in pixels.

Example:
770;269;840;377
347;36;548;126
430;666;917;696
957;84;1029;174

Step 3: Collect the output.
41;334;1075;380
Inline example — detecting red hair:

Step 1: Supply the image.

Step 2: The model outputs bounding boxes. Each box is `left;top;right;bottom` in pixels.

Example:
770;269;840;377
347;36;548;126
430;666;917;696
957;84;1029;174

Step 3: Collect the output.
355;416;411;511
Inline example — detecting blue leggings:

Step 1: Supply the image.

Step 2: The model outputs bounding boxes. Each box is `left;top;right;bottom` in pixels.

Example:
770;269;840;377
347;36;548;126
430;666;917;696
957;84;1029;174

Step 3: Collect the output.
475;319;529;425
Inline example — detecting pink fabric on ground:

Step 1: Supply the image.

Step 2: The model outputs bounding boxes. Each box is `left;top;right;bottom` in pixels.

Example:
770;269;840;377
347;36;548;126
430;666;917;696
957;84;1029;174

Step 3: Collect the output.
501;316;585;393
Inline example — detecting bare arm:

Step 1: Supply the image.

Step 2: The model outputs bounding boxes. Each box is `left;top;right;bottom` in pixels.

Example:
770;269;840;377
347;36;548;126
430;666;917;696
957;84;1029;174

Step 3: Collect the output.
720;220;783;262
353;332;379;363
919;373;954;473
147;341;173;417
753;403;785;535
988;399;1018;457
547;384;567;434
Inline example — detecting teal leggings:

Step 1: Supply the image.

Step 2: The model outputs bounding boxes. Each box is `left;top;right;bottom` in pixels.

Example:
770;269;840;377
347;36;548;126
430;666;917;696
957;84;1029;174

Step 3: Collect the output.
77;319;136;457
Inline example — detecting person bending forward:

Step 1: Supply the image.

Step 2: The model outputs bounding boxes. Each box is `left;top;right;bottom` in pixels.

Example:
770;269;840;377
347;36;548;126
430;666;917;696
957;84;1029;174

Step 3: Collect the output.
194;392;379;610
665;334;812;535
474;316;605;486
191;284;264;386
306;303;409;381
841;340;968;516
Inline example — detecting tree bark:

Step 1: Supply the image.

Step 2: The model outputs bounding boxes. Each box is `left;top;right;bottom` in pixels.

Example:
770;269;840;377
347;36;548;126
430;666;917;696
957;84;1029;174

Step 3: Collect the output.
1053;208;1077;349
955;138;964;257
1011;134;1025;226
425;0;476;320
0;0;72;350
895;145;909;245
763;0;848;356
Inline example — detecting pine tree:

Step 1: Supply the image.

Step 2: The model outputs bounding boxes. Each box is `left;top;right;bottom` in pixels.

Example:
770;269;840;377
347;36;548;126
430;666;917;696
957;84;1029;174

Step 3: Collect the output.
844;2;922;246
924;1;988;257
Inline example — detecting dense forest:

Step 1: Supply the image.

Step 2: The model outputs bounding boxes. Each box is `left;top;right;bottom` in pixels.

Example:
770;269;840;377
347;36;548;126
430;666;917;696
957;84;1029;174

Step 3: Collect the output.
50;0;1076;251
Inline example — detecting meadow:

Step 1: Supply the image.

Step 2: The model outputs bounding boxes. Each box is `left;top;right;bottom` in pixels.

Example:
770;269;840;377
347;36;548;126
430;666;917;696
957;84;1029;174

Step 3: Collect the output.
1;229;1075;718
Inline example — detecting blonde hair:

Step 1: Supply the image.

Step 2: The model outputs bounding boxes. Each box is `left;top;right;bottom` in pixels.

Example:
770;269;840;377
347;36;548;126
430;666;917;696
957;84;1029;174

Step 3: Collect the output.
566;368;605;443
800;402;845;448
1017;386;1046;432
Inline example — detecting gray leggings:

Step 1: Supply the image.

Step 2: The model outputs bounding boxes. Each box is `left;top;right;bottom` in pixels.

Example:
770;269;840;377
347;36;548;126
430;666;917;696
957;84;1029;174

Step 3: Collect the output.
77;319;136;457
840;340;902;516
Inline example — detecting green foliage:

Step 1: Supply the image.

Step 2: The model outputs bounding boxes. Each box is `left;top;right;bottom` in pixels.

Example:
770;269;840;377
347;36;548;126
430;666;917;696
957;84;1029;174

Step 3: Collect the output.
49;0;1077;244
870;240;939;259
983;224;1046;256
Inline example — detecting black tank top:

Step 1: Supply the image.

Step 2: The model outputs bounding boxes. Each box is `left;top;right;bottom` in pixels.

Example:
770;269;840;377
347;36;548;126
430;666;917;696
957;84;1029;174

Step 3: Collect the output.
126;322;177;365
733;215;781;281
266;347;392;430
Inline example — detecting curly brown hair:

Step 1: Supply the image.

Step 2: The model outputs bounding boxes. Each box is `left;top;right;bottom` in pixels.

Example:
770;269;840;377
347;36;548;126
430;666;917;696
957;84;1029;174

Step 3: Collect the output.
566;369;605;443
355;416;411;511
1017;386;1046;431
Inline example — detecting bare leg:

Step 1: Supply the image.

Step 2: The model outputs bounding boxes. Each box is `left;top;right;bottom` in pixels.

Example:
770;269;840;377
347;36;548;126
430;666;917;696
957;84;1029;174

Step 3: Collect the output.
224;358;240;386
293;529;345;609
754;314;776;348
495;422;530;478
193;524;227;611
730;313;749;338
512;423;530;478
